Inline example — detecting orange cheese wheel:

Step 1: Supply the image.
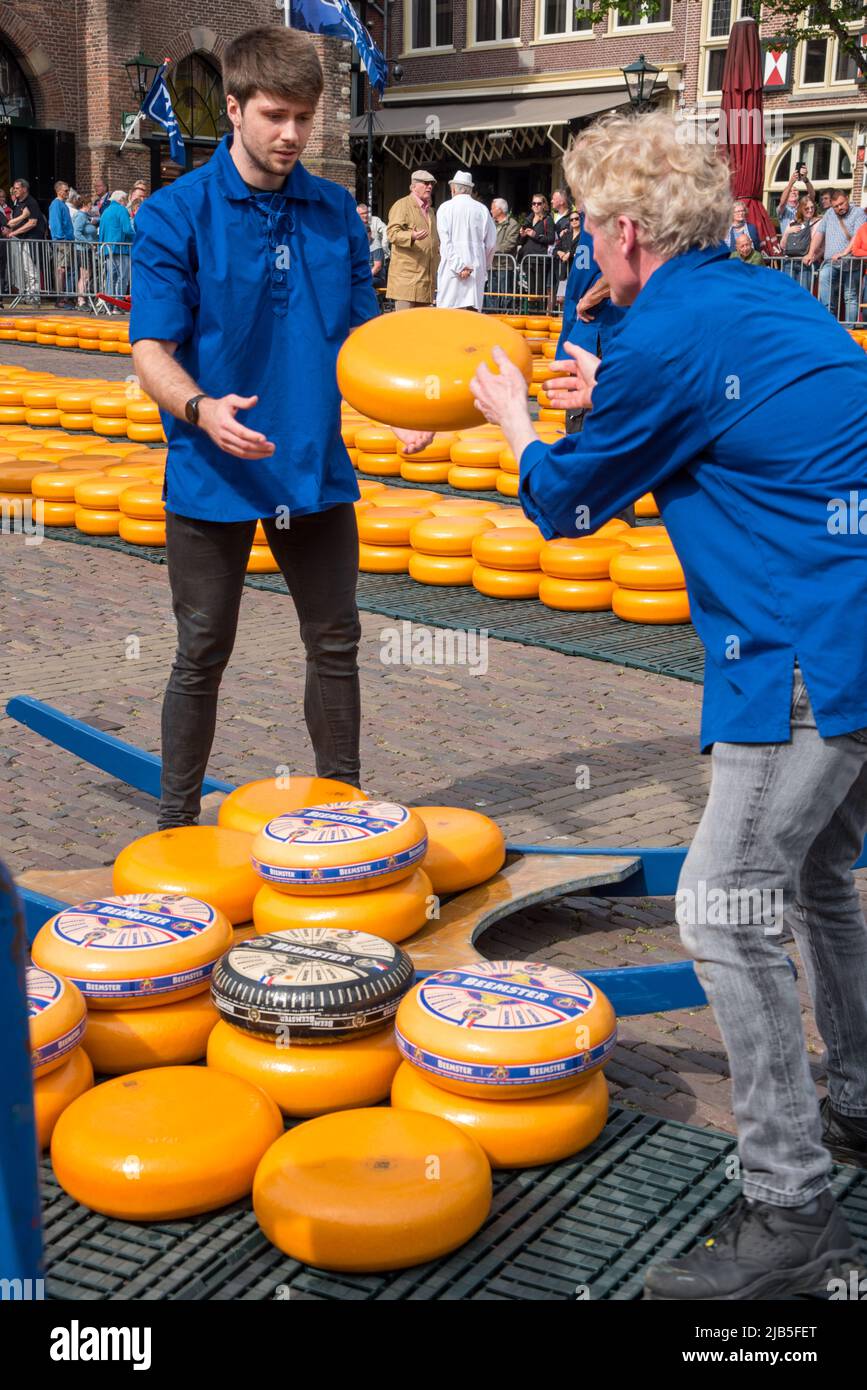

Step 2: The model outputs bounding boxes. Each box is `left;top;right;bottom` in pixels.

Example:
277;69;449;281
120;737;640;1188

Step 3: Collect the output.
497;445;520;474
354;424;399;453
32;893;234;1007
538;407;566;423
448;464;499;491
487;510;538;528
594;518;632;537
373;488;441;509
251;801;427;896
24;408;62;426
391;1062;609;1169
90;442;149;459
408;552;476;585
0;406;25;423
207;1019;400;1117
449;437;503;467
252;867;432;942
51;1066;283;1220
15;448;68;466
396;961;617;1099
73;475;130;507
495;471;520;497
0;461;56;490
409;514;494;555
31;469;104;501
358;541;412;572
539;576;615;611
456;424;504;438
397;432;458;462
357;479;387;499
33;1047;94;1150
119;483;164;518
118;516;166;546
472;565;542;599
75;506;120;535
355;450;401;476
612;587;691;624
252;1107;492;1270
634;491;660;518
428;498;499;516
219;775;365;835
539;536;629;579
55;388;96;412
472;527;543;570
105;463;153;478
337;307;532;431
524;315;550;333
399;457;451;483
90;392;128;417
82;992;219;1074
27;966;88;1077
609;545;685;590
357;505;431;546
125;399;160;423
127;421;165;443
37;501;78;526
619;524;670;549
113;828;259;925
247;544;278;573
413;806;506;895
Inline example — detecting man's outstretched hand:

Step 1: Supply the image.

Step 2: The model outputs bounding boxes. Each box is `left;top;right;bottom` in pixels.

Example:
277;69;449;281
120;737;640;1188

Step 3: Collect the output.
198;395;276;459
545;342;600;412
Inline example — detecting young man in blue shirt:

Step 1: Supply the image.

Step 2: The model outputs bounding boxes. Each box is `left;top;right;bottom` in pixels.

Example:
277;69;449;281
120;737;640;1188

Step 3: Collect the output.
48;180;74;306
131;27;428;829
471;110;867;1302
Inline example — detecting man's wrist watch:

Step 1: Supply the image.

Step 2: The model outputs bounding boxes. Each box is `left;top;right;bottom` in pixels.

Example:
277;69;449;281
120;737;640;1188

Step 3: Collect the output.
185;393;209;426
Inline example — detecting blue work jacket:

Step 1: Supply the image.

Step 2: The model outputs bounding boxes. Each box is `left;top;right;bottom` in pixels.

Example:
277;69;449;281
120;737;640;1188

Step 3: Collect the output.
556;215;626;358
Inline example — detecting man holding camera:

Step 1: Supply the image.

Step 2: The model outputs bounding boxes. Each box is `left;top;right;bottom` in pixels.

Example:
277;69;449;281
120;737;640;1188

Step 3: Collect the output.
778;161;816;234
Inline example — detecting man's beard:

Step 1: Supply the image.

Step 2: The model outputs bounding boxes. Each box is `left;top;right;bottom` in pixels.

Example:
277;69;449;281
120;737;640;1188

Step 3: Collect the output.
240;126;298;178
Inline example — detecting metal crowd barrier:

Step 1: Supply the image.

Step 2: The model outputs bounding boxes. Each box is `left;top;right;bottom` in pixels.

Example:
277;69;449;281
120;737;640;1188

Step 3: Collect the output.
483;252;557;315
0;238;132;311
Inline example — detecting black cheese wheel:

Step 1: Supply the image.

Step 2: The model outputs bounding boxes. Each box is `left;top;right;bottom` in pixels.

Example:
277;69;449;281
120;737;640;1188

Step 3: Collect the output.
210;928;414;1042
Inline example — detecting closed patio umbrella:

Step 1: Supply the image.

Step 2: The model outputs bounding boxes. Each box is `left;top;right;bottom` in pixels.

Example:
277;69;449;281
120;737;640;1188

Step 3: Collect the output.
719;19;777;251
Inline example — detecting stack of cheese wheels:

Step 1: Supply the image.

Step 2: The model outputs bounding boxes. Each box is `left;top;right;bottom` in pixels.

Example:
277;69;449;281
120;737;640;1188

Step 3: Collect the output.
125;391;165;444
357;500;432;572
113;827;261;925
250;799;433;945
448;431;504;492
91;389;131;438
31;466;105;526
398;432;457;484
208;928;412;1116
27;965;93;1148
118;480;166;546
471;522;545;600
253;1106;492;1272
354;423;401;478
73;472;138;536
408;511;495;586
496;427;563;499
610;542;690;624
51;1065;282;1220
392;960;614;1168
538;534;631;612
248;518;279;573
31;893;233;1075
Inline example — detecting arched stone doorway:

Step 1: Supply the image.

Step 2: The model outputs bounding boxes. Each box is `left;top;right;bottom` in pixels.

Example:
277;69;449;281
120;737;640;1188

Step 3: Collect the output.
147;53;229;189
0;37;74;206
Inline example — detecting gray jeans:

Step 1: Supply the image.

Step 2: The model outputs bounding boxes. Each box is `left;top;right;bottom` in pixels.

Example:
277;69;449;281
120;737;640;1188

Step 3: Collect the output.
677;667;867;1206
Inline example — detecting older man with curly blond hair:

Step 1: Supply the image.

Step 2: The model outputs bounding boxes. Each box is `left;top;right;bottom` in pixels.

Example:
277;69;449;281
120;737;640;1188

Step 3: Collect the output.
471;111;867;1302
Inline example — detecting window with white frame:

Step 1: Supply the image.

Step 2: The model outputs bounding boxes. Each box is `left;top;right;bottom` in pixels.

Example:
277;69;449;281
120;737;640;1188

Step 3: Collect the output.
540;0;592;37
799;33;859;86
410;0;454;49
476;0;520;42
613;0;672;26
703;0;761;93
770;137;852;198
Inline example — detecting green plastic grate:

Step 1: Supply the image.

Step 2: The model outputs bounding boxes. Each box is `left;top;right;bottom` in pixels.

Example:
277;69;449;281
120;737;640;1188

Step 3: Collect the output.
40;1106;867;1301
39;529;704;684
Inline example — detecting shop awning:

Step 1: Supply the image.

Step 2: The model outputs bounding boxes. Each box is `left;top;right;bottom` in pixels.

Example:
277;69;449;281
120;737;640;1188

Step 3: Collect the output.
350;88;633;140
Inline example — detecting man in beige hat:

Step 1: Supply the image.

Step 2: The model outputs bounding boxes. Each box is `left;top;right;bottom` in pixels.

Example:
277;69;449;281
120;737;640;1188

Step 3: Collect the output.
386;170;440;309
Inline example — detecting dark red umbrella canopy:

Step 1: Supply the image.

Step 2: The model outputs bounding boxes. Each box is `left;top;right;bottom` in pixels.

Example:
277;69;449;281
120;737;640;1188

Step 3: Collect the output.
719;19;777;251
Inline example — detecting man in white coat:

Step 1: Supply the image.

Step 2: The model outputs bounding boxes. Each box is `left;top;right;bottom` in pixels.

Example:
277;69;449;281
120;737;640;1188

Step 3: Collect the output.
435;171;497;310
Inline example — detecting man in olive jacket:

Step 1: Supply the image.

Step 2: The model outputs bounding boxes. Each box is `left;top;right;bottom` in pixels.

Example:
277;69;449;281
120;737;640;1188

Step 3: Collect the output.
386;170;440;308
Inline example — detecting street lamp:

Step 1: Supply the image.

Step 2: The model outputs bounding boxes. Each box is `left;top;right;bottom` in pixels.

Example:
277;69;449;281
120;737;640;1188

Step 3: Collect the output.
123;51;162;106
367;61;403;218
621;54;662;112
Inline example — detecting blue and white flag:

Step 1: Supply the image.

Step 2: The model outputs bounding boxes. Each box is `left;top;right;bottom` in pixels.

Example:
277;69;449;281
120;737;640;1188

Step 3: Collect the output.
291;0;387;95
142;64;186;165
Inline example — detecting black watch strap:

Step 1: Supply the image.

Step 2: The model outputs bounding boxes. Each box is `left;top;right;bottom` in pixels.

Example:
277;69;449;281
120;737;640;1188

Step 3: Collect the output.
185;393;208;426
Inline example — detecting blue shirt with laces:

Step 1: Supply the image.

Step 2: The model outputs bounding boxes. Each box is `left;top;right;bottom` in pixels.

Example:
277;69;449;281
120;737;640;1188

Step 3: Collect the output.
519;243;867;749
129;133;378;522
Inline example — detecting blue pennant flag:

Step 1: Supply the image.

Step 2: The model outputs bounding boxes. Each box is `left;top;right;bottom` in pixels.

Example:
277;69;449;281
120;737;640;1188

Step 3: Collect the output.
290;0;387;95
142;64;186;165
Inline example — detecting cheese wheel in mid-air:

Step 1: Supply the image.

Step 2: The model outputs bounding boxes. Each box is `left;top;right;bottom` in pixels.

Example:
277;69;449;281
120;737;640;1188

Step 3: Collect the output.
337;308;533;431
391;1061;609;1168
112;827;259;924
395;961;617;1099
218;775;365;836
33;1047;94;1149
413;806;505;895
251;801;427;895
253;1107;492;1271
51;1066;283;1221
27;966;88;1077
82;991;219;1073
252;867;433;943
211;928;414;1040
32;893;233;1009
207;1018;400;1116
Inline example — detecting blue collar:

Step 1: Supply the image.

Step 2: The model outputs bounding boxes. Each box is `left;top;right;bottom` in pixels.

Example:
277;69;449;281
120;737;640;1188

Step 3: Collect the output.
213;134;322;203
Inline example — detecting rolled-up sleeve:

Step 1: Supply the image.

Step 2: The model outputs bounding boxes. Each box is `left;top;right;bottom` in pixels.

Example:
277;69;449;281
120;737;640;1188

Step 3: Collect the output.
519;343;710;538
130;198;198;346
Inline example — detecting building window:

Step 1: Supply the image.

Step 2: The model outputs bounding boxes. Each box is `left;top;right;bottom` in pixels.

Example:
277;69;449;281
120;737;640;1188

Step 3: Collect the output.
476;0;520;41
541;0;591;35
0;42;34;122
614;0;672;26
706;48;728;91
835;44;859;82
769;137;852;204
412;0;453;48
704;0;762;91
167;54;228;141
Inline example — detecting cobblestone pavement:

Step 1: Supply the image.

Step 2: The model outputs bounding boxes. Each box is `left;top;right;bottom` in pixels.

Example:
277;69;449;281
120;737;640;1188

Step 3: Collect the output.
2;341;860;1139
